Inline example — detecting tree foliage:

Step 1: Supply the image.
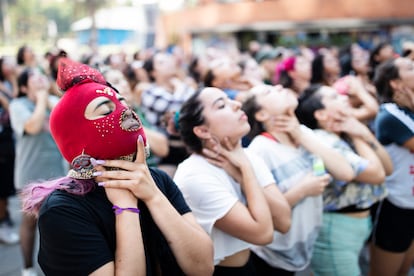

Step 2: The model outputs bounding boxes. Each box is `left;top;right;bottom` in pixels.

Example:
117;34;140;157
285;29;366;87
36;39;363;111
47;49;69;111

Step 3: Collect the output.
0;0;112;46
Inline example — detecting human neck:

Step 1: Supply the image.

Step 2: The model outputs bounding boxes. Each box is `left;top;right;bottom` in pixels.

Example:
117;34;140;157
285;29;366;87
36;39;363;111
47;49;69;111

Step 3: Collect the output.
263;127;296;147
293;79;310;95
325;73;338;86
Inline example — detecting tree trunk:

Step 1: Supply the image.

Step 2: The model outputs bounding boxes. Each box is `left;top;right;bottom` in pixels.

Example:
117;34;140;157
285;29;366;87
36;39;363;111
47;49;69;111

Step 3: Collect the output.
88;0;98;50
0;0;11;44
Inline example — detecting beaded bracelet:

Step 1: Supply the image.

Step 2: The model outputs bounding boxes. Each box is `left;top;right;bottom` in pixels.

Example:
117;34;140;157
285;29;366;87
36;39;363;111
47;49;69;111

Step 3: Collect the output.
112;205;140;215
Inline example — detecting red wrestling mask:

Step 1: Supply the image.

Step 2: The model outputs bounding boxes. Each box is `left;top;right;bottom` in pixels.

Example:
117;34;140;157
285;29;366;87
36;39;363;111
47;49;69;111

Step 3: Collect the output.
50;58;146;164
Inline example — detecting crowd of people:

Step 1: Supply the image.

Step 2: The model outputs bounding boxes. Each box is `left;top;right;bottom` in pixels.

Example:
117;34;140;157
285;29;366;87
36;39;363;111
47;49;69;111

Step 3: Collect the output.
0;39;413;276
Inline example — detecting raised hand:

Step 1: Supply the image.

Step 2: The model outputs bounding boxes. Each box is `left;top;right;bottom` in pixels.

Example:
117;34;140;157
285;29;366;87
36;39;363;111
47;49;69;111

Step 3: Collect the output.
325;107;349;133
299;173;331;197
202;137;247;183
394;85;414;111
93;135;161;204
30;73;50;102
347;75;362;96
270;108;302;143
340;116;372;138
220;137;250;168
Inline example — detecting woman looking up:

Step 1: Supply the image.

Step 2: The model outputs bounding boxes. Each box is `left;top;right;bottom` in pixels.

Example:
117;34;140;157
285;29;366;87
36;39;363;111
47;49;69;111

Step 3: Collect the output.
242;84;353;275
21;58;214;276
174;87;291;275
369;57;414;276
10;67;65;276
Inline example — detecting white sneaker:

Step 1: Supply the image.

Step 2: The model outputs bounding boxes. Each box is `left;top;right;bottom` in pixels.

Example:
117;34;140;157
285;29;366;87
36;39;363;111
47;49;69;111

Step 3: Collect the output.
22;267;38;276
0;221;19;244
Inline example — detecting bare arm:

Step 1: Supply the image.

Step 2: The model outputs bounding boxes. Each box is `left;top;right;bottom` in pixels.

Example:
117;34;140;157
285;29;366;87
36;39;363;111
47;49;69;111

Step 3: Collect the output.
283;173;330;207
114;210;145;275
86;188;145;276
213;160;274;245
348;77;379;122
358;128;393;176
263;184;291;233
94;138;214;276
341;117;387;185
275;109;354;182
143;126;169;158
89;208;145;276
92;167;145;276
203;138;274;244
351;137;386;185
145;194;214;276
295;129;354;182
24;89;48;135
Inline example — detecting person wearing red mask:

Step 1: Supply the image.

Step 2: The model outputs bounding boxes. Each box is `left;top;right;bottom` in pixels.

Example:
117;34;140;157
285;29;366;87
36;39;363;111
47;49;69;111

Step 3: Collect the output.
20;58;214;276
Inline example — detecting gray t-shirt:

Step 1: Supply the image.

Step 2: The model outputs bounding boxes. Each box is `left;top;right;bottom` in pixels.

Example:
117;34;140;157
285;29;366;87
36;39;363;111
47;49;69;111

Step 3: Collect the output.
10;96;66;189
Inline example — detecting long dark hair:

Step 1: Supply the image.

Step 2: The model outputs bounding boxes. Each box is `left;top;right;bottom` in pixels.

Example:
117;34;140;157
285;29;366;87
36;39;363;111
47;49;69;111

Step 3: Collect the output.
369;42;389;70
16;45;28;66
241;95;265;141
339;44;353;77
178;89;205;154
0;57;5;82
142;50;163;82
373;58;400;104
143;55;155;82
189;56;202;84
16;68;32;97
310;54;325;85
278;70;293;88
295;84;325;130
203;69;215;87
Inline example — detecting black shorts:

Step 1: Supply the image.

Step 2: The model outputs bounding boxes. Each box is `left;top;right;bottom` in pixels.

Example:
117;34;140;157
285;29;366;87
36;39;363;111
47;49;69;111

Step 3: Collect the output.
250;252;294;276
371;198;414;252
0;152;15;198
214;257;256;276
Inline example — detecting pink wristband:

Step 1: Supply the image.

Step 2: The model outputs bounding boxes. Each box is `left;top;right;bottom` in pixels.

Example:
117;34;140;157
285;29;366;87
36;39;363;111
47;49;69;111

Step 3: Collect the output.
112;205;140;215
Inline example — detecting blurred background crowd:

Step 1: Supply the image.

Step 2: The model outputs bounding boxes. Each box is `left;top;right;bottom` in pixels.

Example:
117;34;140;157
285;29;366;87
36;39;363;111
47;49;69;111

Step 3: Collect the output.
1;0;414;275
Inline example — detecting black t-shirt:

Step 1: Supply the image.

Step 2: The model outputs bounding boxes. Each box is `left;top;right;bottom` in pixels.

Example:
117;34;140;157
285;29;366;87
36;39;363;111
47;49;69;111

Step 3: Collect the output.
0;90;14;156
38;168;191;276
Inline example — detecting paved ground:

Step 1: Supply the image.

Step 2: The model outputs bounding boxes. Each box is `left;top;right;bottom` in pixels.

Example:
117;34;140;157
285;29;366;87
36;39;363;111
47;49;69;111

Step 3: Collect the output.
0;195;43;276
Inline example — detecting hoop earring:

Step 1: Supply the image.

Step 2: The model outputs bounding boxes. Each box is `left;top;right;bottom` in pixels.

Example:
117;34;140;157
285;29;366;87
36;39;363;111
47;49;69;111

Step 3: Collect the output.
67;151;95;179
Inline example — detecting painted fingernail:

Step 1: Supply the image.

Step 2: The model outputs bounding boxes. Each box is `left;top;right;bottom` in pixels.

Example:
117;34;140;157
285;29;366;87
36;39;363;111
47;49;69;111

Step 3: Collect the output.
138;135;143;143
97;182;105;187
90;158;105;165
90;158;97;166
92;171;102;176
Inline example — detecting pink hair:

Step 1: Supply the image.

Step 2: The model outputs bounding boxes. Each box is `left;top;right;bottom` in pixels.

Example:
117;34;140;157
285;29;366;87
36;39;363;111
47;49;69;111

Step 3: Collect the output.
274;56;296;84
21;177;96;217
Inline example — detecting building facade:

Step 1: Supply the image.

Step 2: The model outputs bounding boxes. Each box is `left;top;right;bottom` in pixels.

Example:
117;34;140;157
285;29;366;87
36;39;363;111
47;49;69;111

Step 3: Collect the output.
157;0;414;54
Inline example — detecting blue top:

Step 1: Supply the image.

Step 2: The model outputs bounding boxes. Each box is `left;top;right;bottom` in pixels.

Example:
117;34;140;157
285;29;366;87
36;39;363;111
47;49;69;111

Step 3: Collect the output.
375;103;414;208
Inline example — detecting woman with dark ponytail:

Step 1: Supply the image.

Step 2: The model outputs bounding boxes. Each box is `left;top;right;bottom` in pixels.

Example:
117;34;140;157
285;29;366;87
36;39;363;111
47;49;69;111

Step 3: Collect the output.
174;86;291;275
